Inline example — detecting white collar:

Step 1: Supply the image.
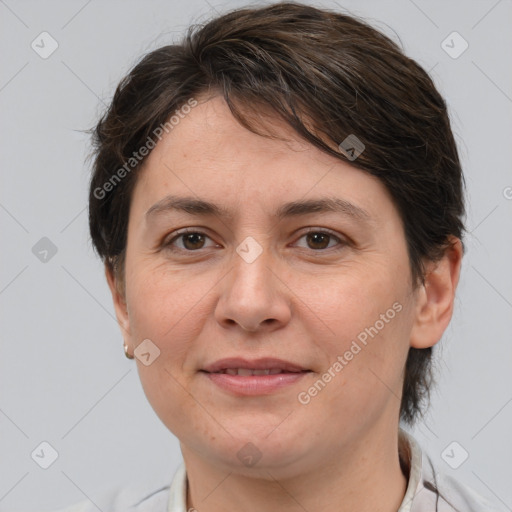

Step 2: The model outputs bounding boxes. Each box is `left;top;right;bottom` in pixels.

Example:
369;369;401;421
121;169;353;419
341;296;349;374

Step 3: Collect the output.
398;428;424;511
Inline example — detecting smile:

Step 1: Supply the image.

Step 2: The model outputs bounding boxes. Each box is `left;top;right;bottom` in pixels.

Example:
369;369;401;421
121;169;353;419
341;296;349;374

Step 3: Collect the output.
209;368;306;376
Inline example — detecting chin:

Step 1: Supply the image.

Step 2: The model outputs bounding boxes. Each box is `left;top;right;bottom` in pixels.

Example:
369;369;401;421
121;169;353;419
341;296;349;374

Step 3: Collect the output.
212;434;309;474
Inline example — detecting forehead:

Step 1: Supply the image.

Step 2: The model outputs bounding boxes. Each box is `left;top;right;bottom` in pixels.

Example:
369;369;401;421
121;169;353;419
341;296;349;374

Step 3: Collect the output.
130;95;398;225
152;94;328;167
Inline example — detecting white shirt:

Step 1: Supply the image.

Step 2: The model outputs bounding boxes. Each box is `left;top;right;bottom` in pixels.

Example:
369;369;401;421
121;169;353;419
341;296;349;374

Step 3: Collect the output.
53;430;507;512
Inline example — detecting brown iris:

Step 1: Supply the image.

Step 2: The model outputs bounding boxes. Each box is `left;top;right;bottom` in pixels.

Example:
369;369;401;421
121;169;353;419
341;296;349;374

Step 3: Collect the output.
306;232;331;250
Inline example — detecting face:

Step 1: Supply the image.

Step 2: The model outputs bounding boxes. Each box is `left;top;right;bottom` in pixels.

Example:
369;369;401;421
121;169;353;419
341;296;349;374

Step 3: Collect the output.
108;94;454;478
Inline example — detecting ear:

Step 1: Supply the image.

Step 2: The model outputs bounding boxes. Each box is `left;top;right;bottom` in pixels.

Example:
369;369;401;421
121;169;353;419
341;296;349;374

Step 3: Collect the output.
105;264;131;342
410;237;463;349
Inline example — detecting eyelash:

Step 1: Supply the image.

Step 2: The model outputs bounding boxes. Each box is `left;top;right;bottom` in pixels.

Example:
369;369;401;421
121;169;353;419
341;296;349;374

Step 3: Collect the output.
162;227;347;254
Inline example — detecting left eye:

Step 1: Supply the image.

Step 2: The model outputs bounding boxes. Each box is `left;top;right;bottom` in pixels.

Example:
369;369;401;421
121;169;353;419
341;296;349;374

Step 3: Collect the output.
294;230;343;251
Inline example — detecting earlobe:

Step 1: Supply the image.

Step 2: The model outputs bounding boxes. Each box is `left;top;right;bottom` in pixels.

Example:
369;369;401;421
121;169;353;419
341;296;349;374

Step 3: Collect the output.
410;237;463;349
105;264;131;338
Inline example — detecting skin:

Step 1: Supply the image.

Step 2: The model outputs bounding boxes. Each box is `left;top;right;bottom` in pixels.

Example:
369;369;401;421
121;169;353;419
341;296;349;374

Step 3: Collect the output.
106;94;462;512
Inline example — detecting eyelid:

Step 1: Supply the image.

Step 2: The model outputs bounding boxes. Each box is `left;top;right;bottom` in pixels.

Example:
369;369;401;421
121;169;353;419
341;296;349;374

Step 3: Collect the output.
299;226;343;239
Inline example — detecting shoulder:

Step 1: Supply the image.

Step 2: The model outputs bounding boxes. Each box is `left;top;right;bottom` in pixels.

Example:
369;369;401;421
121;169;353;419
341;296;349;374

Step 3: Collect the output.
424;458;507;512
412;438;507;512
49;477;172;512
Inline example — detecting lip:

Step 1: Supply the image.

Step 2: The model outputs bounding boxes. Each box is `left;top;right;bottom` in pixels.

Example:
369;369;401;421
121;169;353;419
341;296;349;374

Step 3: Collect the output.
202;357;308;373
201;371;310;396
200;357;311;396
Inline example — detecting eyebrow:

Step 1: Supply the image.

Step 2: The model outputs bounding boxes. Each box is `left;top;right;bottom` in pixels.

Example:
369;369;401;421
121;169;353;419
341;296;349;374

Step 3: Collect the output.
145;195;371;223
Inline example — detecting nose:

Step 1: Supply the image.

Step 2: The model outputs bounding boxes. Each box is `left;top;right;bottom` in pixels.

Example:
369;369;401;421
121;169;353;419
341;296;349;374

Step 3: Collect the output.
214;243;292;334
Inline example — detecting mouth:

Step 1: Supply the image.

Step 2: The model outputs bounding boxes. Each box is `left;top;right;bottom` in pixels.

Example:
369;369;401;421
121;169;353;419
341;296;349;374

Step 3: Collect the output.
201;357;310;374
203;368;307;376
199;357;312;395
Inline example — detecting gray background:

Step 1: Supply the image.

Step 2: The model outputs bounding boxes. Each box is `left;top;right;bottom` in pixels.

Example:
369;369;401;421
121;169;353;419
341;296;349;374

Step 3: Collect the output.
1;0;511;510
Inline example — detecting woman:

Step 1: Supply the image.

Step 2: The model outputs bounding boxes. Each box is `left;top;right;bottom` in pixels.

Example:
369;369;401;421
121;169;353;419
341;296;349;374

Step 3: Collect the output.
57;2;505;511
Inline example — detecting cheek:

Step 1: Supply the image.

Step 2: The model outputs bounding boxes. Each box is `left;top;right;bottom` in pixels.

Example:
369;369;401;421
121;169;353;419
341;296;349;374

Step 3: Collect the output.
135;359;202;443
126;260;208;343
305;268;404;342
125;263;213;414
127;268;204;432
305;270;412;403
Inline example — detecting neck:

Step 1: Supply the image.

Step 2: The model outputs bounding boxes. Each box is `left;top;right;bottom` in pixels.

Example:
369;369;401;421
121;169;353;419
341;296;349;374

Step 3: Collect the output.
181;423;409;512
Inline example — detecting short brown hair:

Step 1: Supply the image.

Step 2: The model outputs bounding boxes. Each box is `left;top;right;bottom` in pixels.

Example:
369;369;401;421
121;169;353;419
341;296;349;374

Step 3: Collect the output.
88;1;465;425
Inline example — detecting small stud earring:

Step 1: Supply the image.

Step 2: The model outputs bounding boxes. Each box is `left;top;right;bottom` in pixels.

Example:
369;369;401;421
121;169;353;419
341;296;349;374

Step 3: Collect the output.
124;342;134;359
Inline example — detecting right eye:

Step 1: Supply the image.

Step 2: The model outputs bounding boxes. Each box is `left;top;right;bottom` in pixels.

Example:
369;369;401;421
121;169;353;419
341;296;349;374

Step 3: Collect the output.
163;229;220;252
